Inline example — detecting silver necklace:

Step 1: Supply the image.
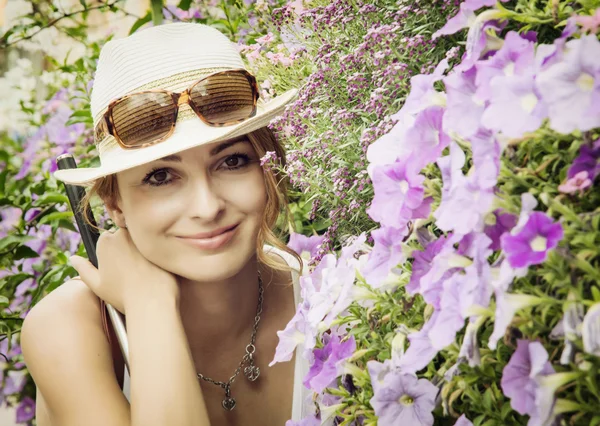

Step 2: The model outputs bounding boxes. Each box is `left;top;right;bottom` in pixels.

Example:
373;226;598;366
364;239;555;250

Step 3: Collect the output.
196;271;264;411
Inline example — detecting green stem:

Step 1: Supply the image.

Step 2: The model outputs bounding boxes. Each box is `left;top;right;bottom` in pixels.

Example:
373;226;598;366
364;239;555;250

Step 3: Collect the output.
151;0;164;26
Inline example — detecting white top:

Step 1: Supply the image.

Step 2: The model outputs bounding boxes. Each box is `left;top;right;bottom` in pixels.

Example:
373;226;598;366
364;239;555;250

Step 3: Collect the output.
121;244;314;421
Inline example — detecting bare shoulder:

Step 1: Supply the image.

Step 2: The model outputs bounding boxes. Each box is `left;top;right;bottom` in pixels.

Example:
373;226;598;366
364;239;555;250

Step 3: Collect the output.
21;278;129;426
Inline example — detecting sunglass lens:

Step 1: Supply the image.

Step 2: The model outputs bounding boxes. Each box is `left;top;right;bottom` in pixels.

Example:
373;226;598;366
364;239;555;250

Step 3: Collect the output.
111;92;177;147
190;71;256;125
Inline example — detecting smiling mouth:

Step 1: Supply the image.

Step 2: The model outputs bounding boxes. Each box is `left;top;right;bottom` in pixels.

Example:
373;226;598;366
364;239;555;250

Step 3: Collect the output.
176;224;239;250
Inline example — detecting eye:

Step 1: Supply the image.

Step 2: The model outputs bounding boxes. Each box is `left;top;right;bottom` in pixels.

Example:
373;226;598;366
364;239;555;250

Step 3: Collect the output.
142;167;175;187
219;153;251;171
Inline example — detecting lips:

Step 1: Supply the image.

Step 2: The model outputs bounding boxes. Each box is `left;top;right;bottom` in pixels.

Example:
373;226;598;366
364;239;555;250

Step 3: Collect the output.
180;223;239;240
176;224;239;250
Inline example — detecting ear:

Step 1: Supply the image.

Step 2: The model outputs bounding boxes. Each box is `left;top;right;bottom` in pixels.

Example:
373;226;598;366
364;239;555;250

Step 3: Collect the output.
105;201;127;229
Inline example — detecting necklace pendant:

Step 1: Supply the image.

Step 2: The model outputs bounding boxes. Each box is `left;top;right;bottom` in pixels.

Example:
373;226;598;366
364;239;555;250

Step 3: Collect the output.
222;397;236;411
244;364;260;381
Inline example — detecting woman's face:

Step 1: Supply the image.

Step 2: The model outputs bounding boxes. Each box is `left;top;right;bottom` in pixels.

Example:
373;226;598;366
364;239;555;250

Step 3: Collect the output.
112;134;267;282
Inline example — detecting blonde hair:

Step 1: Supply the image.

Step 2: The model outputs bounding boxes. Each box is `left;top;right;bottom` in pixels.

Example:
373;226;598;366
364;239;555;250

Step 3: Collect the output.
77;126;302;275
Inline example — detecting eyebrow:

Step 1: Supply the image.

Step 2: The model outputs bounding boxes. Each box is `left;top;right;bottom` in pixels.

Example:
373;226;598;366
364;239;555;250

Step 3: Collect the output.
156;137;249;163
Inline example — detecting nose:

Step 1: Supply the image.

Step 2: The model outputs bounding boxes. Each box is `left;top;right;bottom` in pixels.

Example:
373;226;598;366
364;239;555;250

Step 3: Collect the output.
187;175;226;221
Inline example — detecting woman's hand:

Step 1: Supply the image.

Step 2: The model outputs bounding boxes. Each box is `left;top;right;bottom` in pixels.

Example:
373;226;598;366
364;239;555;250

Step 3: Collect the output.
68;227;179;314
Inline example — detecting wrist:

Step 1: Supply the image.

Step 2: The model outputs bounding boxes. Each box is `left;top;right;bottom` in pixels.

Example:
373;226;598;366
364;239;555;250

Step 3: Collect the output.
124;286;180;315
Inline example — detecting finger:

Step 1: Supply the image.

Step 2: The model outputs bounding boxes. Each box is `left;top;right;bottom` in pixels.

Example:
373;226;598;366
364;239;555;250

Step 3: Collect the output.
68;255;101;292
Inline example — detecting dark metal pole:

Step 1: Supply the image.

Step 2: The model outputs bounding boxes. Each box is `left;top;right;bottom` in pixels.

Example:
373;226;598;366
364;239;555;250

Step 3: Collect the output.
55;153;130;370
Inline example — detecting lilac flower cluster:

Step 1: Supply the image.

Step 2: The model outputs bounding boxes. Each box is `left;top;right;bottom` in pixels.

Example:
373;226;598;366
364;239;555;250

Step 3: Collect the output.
262;0;459;253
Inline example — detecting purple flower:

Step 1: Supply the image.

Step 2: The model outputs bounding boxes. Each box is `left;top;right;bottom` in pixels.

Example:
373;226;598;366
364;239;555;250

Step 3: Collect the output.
0;207;22;237
303;334;356;393
558;171;593;194
582;303;600;356
481;75;547;138
3;369;28;394
575;8;600;34
567;138;600;180
443;65;486;139
434;143;496;236
427;234;493;350
475;31;536;100
367;153;431;230
369;368;438;426
432;0;505;40
361;226;407;288
501;340;555;416
287;232;325;260
396;59;449;119
484;210;518;251
404;106;452;168
433;3;477;39
269;305;311;367
16;396;36;423
489;290;543;350
285;416;320;426
465;17;507;64
501;212;564;268
536;35;600;133
455;414;474;426
396;311;442;374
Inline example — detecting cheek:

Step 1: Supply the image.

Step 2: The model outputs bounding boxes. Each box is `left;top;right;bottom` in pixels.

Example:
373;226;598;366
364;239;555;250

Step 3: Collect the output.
221;170;268;215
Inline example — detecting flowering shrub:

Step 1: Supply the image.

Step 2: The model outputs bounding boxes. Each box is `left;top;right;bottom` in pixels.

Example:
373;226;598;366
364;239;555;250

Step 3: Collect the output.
264;1;600;425
238;0;462;256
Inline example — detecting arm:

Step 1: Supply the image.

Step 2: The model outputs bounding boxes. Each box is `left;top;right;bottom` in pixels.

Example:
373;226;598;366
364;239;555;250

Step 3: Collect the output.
21;279;210;426
125;288;210;426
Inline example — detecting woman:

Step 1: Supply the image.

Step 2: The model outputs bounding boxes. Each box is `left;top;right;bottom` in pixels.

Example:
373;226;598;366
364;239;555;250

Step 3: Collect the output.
20;22;312;426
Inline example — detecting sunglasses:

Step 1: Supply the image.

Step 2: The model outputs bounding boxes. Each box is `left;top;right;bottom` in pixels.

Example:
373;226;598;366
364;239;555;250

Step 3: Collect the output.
93;69;260;149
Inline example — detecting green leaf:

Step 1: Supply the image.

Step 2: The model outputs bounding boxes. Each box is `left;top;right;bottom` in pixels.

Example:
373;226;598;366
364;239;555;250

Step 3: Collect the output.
32;192;69;206
0;235;35;252
129;11;153;35
14;245;39;260
38;211;73;225
178;0;192;10
0;295;9;306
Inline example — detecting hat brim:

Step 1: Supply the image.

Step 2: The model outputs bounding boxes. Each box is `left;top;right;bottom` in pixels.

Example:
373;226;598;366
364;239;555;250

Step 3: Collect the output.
53;88;298;186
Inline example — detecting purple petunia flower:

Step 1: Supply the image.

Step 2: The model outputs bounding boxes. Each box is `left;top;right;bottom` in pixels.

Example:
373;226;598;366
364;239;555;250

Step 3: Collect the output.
475;31;536;100
484;210;518;251
481;74;548;138
536;35;600;133
501;339;555;416
285;415;320;426
558;170;593;194
303;334;356;393
567;138;600;180
269;303;312;367
501;211;564;268
3;369;28;395
16;396;36;423
406;106;453;167
369;367;438;426
434;143;496;237
489;289;542;350
443;65;486;139
582;303;600;356
287;232;326;261
455;414;474;426
367;153;431;230
432;0;507;40
361;226;407;288
396;310;442;374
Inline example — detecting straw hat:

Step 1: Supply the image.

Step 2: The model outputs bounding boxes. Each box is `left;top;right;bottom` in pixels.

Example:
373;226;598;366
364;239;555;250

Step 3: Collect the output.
52;22;298;186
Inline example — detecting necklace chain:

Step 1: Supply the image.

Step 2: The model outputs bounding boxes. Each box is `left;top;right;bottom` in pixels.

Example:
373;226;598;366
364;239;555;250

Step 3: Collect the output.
195;271;264;411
